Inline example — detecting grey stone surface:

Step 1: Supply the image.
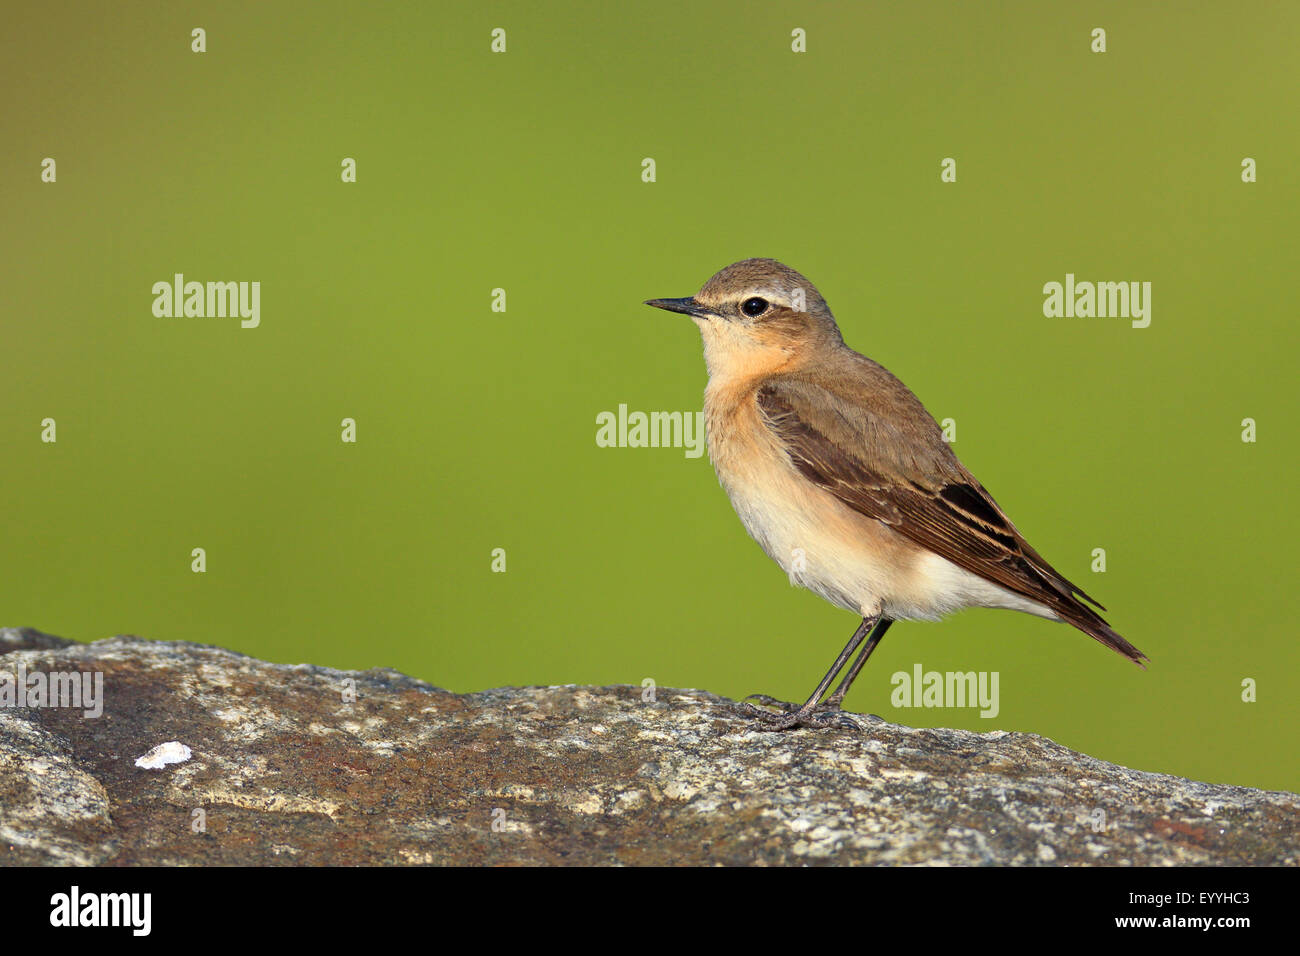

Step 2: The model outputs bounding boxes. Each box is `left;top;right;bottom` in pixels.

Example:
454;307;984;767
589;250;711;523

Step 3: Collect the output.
0;627;1296;865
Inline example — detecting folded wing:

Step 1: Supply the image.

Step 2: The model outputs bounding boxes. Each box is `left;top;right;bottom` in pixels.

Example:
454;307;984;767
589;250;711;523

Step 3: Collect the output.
756;376;1147;665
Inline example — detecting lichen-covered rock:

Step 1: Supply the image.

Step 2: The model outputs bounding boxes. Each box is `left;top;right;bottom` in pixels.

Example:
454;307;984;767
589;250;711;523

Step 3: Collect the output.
0;627;1295;865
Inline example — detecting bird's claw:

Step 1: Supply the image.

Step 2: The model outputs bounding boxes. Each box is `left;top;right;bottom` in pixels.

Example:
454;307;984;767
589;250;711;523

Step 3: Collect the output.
740;693;801;713
735;698;861;731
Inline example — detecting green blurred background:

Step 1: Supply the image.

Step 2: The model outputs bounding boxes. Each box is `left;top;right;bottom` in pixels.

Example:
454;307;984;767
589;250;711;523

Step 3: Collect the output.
3;1;1296;792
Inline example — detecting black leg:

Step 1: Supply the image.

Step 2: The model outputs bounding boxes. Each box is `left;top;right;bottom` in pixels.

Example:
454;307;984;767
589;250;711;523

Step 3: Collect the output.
824;618;892;709
737;615;881;730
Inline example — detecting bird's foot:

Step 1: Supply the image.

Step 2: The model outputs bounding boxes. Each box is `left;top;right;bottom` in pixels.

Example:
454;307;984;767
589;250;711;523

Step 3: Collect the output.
735;697;861;731
740;693;801;713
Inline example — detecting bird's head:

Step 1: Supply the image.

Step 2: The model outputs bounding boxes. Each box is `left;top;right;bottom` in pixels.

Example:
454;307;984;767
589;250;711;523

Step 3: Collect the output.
646;258;843;380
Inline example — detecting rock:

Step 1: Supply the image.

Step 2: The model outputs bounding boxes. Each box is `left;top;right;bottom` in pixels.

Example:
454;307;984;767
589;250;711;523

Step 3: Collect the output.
0;627;76;653
0;627;1296;866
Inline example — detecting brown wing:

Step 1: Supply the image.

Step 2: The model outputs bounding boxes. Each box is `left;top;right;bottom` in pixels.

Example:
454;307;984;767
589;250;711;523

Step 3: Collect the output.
756;377;1147;665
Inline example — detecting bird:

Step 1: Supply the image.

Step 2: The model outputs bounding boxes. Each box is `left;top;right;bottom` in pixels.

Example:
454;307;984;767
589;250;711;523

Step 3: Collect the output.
645;258;1147;730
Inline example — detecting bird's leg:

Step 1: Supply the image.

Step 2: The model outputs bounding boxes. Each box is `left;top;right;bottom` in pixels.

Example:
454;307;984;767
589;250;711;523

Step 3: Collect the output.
737;615;879;729
822;618;892;711
740;616;872;713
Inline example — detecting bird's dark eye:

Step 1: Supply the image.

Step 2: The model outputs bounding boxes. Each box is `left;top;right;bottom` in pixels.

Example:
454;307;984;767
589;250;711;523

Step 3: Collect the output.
741;297;769;317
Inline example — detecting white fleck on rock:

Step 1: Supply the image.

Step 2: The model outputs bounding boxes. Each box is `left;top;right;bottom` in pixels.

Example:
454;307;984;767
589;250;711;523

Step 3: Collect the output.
1037;842;1057;862
613;790;647;813
134;741;192;770
565;792;603;815
663;780;698;801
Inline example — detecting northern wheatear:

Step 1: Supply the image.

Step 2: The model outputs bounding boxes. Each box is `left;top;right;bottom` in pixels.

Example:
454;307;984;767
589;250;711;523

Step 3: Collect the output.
647;258;1146;730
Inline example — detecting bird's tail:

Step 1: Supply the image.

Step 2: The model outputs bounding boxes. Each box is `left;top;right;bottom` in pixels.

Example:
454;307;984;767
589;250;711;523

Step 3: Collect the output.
1015;539;1148;667
1059;603;1148;668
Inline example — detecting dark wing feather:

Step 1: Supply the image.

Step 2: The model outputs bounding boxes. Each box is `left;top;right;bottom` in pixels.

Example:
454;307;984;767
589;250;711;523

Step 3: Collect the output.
756;378;1147;666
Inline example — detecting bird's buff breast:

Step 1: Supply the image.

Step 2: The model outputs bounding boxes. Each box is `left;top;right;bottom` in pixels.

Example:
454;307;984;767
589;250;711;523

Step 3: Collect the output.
702;382;932;619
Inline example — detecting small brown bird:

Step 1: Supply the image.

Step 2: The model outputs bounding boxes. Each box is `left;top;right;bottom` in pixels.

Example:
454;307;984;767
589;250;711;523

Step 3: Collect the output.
647;258;1146;730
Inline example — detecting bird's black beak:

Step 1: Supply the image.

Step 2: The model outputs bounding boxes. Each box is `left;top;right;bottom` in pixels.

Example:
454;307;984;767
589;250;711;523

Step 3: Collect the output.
645;296;713;319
